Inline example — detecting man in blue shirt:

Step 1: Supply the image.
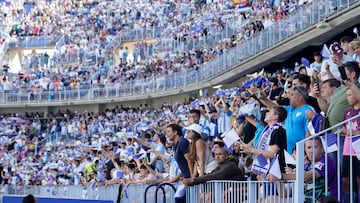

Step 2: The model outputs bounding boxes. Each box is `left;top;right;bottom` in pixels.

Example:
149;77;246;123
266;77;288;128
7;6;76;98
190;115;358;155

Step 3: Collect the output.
258;86;313;152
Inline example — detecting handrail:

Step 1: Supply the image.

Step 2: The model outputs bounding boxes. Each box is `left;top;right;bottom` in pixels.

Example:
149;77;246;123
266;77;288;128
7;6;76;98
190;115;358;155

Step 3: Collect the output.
294;112;360;203
155;183;177;203
186;180;296;203
144;184;159;203
0;34;11;60
154;185;165;203
7;35;62;49
298;113;360;143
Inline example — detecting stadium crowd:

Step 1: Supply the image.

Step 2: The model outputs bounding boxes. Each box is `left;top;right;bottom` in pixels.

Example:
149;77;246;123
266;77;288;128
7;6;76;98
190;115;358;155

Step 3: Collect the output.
0;33;360;202
0;0;360;202
0;0;311;94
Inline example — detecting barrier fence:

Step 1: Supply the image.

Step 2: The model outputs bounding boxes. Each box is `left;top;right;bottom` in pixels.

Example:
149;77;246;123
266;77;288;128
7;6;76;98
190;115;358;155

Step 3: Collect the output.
0;184;118;202
0;180;297;203
0;35;10;61
0;183;176;203
295;113;360;203
7;35;62;49
187;180;295;203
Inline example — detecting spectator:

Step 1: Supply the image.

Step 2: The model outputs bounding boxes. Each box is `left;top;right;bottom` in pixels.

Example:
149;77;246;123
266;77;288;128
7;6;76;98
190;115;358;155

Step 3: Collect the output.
312;78;349;165
310;52;323;73
350;39;360;64
259;86;313;152
215;96;232;134
236;106;288;176
320;42;353;81
313;79;348;128
184;124;217;177
268;78;284;101
341;82;360;203
343;61;360;99
165;124;192;179
279;137;338;202
292;74;321;113
149;150;181;184
22;194;36;203
317;196;339;203
181;147;244;186
340;36;355;57
146;132;166;173
236;108;266;148
126;164;157;186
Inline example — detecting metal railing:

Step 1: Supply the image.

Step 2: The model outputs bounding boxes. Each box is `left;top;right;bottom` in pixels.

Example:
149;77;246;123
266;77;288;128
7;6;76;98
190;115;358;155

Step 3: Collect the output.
105;27;165;50
0;183;177;203
0;35;10;61
0;180;296;203
50;49;109;65
0;184;118;201
186;180;295;203
151;25;237;54
295;113;360;203
0;0;358;105
7;35;62;49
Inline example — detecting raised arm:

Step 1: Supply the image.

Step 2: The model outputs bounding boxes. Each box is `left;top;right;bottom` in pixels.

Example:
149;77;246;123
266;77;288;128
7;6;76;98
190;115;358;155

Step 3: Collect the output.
312;83;329;113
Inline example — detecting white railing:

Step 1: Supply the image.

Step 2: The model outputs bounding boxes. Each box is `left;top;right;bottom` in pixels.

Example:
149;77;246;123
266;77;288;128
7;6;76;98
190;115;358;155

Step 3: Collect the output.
0;180;295;203
7;35;62;48
295;113;360;203
0;184;118;202
105;27;165;50
186;180;295;203
0;35;11;61
0;183;177;203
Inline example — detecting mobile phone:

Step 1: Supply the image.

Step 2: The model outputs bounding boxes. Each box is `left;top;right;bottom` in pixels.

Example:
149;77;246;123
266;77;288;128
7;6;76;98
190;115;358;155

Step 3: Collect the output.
338;66;347;81
313;76;319;87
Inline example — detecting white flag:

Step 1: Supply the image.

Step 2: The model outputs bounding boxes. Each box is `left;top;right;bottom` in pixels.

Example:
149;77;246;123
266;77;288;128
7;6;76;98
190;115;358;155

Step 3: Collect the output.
353;27;359;35
269;154;282;179
320;44;331;59
221;128;240;148
284;149;296;165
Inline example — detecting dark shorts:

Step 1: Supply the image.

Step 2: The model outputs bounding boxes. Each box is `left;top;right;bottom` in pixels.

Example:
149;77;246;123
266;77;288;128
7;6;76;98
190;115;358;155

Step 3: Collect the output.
342;156;360;178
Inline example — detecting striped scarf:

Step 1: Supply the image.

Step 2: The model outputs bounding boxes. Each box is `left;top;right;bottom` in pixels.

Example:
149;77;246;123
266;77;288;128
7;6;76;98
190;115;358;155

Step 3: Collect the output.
255;123;282;151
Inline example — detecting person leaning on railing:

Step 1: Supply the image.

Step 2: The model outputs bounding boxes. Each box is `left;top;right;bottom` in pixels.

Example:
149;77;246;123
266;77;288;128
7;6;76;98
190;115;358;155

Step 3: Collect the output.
181;147;244;186
268;137;338;202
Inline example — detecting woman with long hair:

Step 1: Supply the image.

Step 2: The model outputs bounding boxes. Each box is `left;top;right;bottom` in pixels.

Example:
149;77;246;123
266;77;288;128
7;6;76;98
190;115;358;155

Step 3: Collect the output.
185;124;217;177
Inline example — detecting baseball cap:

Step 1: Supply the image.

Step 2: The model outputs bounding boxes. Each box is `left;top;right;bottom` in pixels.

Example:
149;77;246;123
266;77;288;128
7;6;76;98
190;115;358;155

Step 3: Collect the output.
184;124;202;135
329;42;343;54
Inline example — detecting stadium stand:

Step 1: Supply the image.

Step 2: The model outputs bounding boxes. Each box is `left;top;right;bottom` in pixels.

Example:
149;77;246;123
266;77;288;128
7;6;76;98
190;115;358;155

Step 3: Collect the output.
0;0;359;203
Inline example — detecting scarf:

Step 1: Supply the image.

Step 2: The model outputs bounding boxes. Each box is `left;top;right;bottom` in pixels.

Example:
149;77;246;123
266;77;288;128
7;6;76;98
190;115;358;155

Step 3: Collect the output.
255;122;282;151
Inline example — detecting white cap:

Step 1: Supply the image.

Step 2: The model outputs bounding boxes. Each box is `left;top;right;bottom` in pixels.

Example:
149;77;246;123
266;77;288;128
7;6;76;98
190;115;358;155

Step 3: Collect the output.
184;124;202;135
